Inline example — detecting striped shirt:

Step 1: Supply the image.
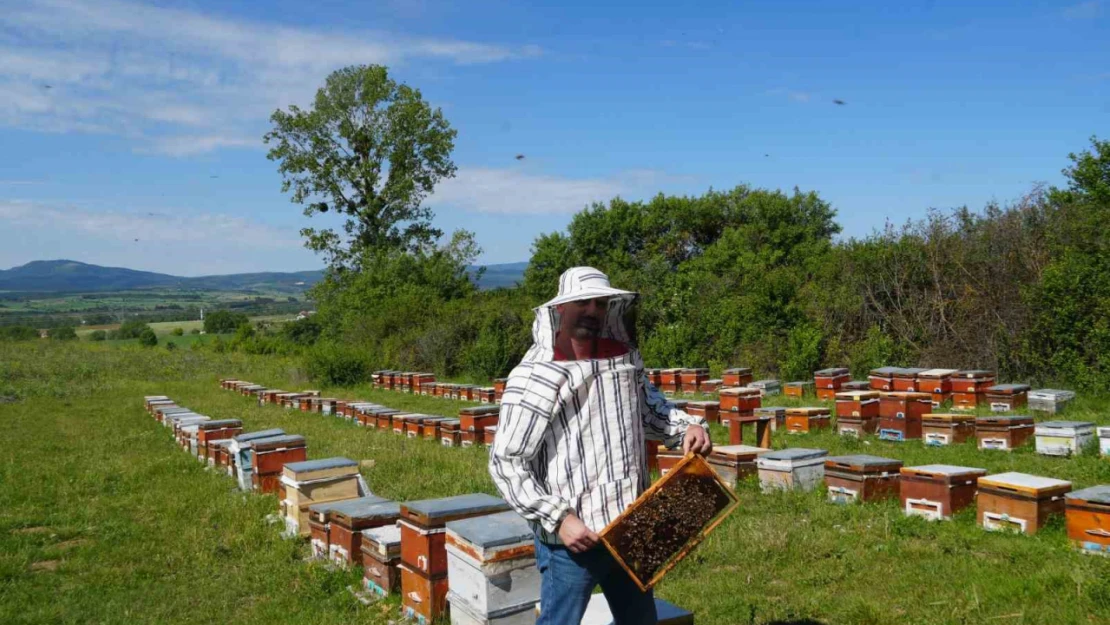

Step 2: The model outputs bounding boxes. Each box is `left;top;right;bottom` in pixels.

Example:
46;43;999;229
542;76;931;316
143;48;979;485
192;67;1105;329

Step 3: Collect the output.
488;302;706;543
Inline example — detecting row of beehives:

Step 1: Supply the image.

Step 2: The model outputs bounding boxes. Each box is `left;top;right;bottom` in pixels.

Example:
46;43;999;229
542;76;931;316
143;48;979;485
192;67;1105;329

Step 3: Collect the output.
212;382;697;624
370;370;507;404
657;447;1110;552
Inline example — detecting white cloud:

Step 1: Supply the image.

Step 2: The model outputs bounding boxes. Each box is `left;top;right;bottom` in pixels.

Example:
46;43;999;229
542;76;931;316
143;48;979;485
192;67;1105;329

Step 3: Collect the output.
0;0;541;155
431;167;686;215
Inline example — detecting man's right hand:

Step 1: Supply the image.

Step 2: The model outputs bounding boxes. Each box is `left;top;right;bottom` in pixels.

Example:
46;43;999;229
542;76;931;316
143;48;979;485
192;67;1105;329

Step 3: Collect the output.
558;512;600;553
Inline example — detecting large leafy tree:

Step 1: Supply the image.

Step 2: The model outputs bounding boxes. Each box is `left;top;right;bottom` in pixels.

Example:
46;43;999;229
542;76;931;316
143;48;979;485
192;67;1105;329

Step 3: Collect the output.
265;65;457;269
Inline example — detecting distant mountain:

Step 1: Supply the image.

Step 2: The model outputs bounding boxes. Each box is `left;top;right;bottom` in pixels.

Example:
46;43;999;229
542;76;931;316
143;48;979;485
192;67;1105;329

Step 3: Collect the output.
0;259;528;293
0;260;324;293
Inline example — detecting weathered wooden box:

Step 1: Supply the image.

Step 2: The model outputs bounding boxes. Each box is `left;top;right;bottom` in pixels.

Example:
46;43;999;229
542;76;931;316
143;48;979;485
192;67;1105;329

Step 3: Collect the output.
399;494;511;578
228;429;286;490
679;368;709;394
196;419;243;462
985;384;1030;412
728;414;773;447
708;444;769;488
785;406;831;434
750;379;782;396
660;368;682;394
361;524;402;596
1066;485;1110;556
868;366;902;391
951;370;995;393
280;457;361;537
440;419;461;447
399;561;450;625
1034;420;1096;457
1028;388;1076;415
976;414;1034;451
685;401;720;424
814;367;850;393
835;390;880;419
977;472;1071;535
754;406;786;431
250;434;308;494
421;417;449;441
783;381;814;398
599;453;738;592
445;510;539;620
824;455;903;504
922;413;976;446
718;387;761;419
722;367;753;388
392;414;424;436
757;448;828;493
459;405;500;444
899;464;986;520
891;368;927;392
919;368;959;405
837;415;877;438
327;498;398;567
700;379;722;393
878;392;932;441
657;446;684;476
493;378;508;403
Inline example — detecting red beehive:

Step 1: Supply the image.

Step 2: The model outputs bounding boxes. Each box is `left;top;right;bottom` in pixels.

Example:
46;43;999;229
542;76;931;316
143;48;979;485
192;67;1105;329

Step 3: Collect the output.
922;413;977;446
493;378;508;403
824;455;903;504
678;368;709;394
835;390;881;419
977;472;1071;535
813;367;850;393
985;384;1030;413
722;367;753;388
645;368;664;388
891;368;927;392
784;381;814;399
900;464;986;520
718;387;761;420
918;369;959;405
951;370;996;394
685;401;720;424
659;369;682;394
785;407;831;434
459;405;500;444
877;392;932;442
1065;486;1110;556
868;367;902;391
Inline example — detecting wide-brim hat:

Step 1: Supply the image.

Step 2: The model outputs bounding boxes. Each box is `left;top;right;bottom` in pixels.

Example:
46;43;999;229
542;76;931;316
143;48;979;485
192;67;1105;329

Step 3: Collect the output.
540;266;638;309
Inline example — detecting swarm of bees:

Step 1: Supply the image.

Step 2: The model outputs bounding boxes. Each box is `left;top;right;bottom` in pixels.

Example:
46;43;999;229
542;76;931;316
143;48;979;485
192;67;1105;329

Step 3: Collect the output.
607;470;731;582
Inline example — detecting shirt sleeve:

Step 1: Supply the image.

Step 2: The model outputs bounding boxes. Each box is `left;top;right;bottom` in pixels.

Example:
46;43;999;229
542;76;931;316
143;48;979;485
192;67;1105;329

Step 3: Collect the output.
640;372;709;448
488;402;572;534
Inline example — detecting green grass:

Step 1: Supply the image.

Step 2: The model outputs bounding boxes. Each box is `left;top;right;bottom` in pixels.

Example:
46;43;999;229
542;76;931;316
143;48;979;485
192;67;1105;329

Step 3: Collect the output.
2;342;1110;624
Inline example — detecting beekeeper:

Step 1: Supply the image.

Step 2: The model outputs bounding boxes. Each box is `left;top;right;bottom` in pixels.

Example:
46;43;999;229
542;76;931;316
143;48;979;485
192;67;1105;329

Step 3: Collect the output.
489;266;712;624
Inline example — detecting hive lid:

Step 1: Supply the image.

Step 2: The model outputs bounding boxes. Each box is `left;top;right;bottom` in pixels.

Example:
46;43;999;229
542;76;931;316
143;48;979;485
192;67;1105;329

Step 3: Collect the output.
881;391;932;400
361;524;402;548
785;380;814;387
1028;389;1076;400
1066;485;1110;505
842;380;871;390
145;395;170;401
814;367;850;376
251;434;305;449
825;454;902;470
329;498;398;523
761;448;828;461
976;414;1033;423
785;407;830;416
723;367;752;374
754;406;787;415
870;366;906;376
835;390;880;400
420;416;450;423
955;369;994;378
894;367;928;376
1036;420;1095;429
680;368;709;374
459;404;500;416
446;510;533;549
901;464;987;478
979;472;1071;494
233;429;285;444
401;493;510;524
710;445;770;461
197;419;242;429
751;379;781;387
918;368;960;377
439;419;461;426
686;400;720;408
719;387;760;397
923;413;976;423
284;457;358;473
987;383;1031;393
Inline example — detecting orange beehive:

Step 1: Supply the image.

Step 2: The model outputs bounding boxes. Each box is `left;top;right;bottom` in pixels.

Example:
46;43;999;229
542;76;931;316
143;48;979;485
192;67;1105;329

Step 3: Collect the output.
1066;486;1110;556
977;472;1071;535
785;407;831;434
722;367;753;388
679;368;709;393
718;387;761;421
891;368;927;392
685;401;720;424
877;392;931;441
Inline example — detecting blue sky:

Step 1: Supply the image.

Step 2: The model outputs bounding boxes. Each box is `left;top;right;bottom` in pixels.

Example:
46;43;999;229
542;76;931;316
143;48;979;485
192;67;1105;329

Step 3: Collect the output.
0;0;1106;275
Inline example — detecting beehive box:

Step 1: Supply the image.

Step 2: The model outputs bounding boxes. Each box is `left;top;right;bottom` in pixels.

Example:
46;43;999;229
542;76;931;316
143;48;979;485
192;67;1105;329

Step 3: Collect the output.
842;380;871;392
445;511;539;620
537;595;694;625
660;369;682;394
985;384;1030;412
475;387;496;403
440;419;461;447
250;435;308;494
280;457;361;536
399;494;511;578
750;379;782;396
814;367;850;392
374;409;401;431
361;525;402;597
878;392;932;441
459;405;500;441
208;438;235;469
685;400;720;424
976;414;1035;451
868;366;903;391
754;406;786;431
785;407;831;434
922;413;976;446
258;389;283;405
700;379;722;393
327;498;399;567
405;416;426;438
307;501;337;560
228;429;287;490
483;426;497;446
837;415;876;438
718;387;761;420
708;444;769;488
1101;427;1110;457
399;561;450;625
493;378;508;403
824;455;903;504
919;368;959;405
144;395;170;412
758;448;828;492
835;390;880;419
951;370;995;393
1035;420;1096;457
392;414;425;436
899;464;987;520
679;368;709;394
891;368;927;392
1065;485;1110;556
196;419;243;462
646;368;664;388
1028;389;1076;414
723;367;753;388
657;446;684;476
783;381;814;398
599;453;738;592
422;417;449;441
978;472;1071;535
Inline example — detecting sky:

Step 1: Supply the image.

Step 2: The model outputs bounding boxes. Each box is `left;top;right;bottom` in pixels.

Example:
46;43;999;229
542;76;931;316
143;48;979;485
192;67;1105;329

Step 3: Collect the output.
0;0;1107;276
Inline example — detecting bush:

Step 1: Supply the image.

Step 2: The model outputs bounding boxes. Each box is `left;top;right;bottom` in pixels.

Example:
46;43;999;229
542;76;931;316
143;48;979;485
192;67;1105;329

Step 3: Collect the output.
305;342;374;386
50;326;78;341
165;341;177;351
190;328;200;334
779;324;825;382
0;326;40;341
117;319;151;340
171;328;184;336
89;330;107;341
204;310;250;334
138;328;158;347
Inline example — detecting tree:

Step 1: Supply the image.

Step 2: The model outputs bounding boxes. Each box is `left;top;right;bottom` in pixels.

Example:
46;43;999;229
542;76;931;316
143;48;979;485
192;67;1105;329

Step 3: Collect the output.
0;326;39;341
265;64;457;270
171;328;184;336
88;330;107;341
50;326;78;341
204;310;249;334
138;328;158;347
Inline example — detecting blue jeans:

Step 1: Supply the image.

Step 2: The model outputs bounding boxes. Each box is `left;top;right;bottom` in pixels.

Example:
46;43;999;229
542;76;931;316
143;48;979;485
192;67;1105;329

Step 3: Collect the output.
534;537;657;625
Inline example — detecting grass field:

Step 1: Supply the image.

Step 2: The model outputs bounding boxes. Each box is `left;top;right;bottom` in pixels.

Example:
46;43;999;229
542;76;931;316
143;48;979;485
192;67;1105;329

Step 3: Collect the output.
2;342;1110;624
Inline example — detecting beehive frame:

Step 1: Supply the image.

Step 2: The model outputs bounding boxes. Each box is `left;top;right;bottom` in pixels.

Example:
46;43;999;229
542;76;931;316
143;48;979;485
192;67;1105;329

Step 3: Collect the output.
598;453;738;591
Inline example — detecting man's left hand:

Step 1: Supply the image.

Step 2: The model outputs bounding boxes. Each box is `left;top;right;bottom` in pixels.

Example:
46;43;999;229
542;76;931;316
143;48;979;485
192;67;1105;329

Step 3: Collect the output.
682;424;712;456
